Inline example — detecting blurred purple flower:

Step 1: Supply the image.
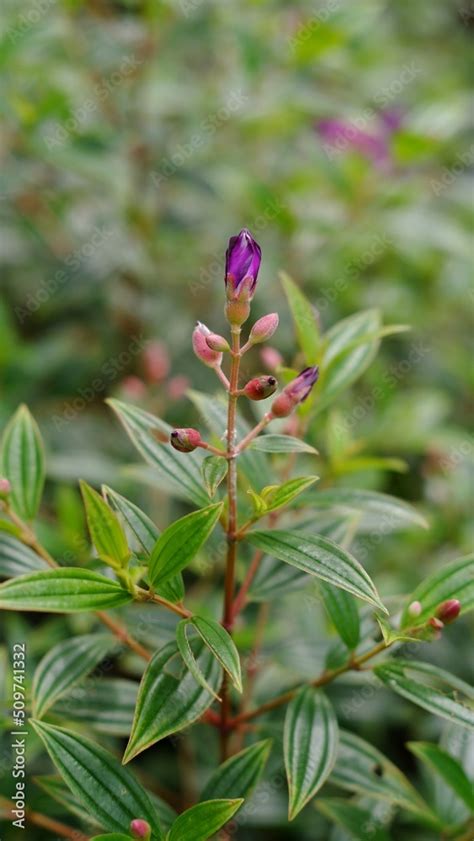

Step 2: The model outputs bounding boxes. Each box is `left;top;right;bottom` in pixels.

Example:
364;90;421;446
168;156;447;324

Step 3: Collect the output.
316;110;404;168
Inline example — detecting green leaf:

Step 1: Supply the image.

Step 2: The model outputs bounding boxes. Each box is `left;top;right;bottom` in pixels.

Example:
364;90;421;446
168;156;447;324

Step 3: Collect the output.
1;404;45;520
316;798;392;841
318;309;381;410
320;582;360;650
281;272;320;363
374;660;474;730
191;615;242;692
249;434;319;455
52;678;137;736
80;481;130;569
166;799;243;841
246;530;387;613
176;620;221;701
148;502;223;588
90;835;133;841
107;399;210;507
0;568;133;612
331;730;436;820
0;534;49;577
123;640;221;763
400;554;474;628
407;741;474;810
31;720;163;839
201;456;228;498
34;774;102;826
33;633;115;719
433;724;474;826
103;486;184;604
284;687;339;820
301;488;428;531
258;476;319;516
200;740;272;802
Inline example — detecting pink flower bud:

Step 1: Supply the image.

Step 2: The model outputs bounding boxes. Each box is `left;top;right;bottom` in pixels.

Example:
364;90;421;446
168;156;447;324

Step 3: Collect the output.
205;333;230;353
0;477;11;497
170;428;202;453
248;313;279;345
260;346;283;371
271;367;320;417
436;599;461;624
120;376;147;400
243;375;278;401
407;600;422;618
142;341;170;383
192;322;223;368
130;819;151;840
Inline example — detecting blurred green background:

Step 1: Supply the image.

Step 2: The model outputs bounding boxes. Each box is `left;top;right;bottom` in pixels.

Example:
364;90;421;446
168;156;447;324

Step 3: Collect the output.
0;0;473;838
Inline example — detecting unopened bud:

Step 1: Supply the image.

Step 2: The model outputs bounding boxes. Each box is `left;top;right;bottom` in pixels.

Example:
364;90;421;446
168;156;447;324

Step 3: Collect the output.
248;313;279;345
170;428;202;453
0;478;11;498
142;341;170;383
243;375;278;401
407;600;422;618
436;599;461;624
261;346;283;371
192;322;223;368
225;228;261;302
271;366;320;417
205;332;230;353
130;819;151;840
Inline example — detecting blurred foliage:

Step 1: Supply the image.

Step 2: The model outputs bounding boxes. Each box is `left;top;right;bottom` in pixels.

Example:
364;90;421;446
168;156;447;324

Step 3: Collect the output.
0;0;473;838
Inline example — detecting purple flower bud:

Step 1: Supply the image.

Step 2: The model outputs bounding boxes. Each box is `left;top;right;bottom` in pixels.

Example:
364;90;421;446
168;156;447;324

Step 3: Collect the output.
225;229;261;301
205;332;230;353
130;819;152;840
271;366;319;418
192;322;223;368
436;599;461;624
0;477;11;497
170;428;202;453
249;313;279;345
243;375;278;401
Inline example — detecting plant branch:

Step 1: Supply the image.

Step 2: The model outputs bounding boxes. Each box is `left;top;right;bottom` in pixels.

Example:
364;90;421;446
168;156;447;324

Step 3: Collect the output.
230;638;390;727
236;413;273;453
136;587;192;619
213;365;231;390
220;326;241;760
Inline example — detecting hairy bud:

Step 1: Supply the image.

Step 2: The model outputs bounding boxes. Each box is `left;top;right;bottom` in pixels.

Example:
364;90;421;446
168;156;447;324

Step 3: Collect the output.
170;428;202;453
0;477;11;498
248;313;279;345
243;375;278;401
271;366;320;417
436;599;461;624
205;332;230;352
192;322;223;367
130;819;152;840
